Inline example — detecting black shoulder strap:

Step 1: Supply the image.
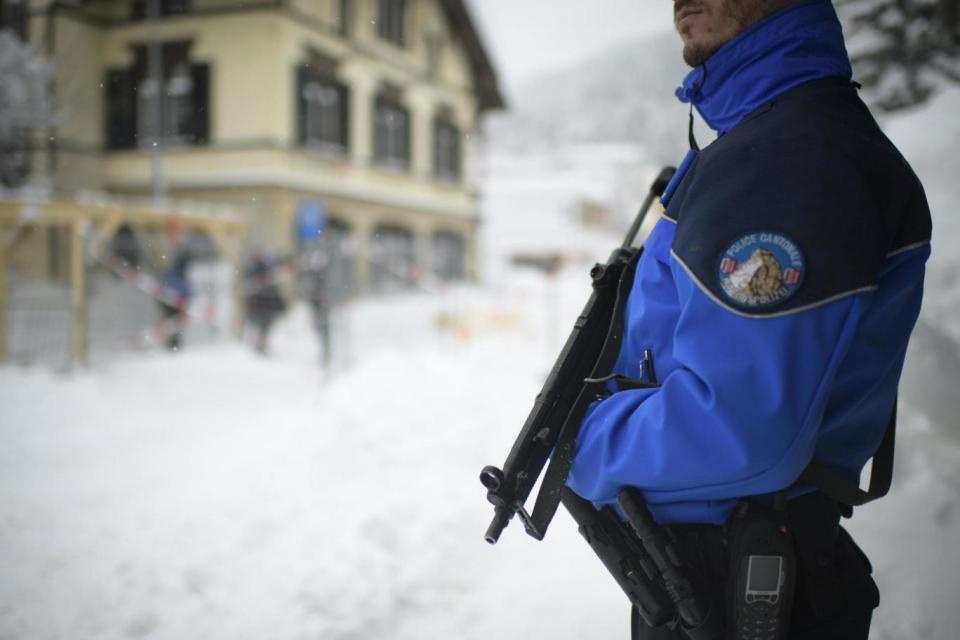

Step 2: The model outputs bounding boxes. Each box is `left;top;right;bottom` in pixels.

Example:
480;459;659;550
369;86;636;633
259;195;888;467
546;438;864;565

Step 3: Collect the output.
799;399;897;508
526;249;643;537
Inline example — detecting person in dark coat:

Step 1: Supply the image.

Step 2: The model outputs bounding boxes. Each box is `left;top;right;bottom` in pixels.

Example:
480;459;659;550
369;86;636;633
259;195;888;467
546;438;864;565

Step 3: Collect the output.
157;252;191;350
245;252;287;354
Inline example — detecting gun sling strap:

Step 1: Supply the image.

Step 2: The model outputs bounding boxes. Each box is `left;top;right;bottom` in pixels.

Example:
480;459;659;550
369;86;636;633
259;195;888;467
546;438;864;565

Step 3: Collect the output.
528;247;645;536
799;400;897;508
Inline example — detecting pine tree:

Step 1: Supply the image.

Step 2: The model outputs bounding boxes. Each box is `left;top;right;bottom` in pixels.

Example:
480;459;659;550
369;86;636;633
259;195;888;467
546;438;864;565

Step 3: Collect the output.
838;0;960;111
0;30;56;189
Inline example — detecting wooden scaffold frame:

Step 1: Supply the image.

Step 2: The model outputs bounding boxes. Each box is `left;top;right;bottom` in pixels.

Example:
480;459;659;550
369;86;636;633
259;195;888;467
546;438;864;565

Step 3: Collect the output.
0;197;246;365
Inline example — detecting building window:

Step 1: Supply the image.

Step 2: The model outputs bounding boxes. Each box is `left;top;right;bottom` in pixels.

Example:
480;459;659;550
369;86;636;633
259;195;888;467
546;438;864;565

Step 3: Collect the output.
104;42;209;150
370;224;415;291
432;231;466;281
373;94;409;170
433;114;461;181
377;0;405;46
137;62;197;146
131;0;191;19
297;66;349;154
0;0;28;41
304;82;346;148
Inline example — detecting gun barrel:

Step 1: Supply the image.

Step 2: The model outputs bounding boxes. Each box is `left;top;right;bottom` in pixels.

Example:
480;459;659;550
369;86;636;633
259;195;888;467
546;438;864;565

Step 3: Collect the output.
485;506;511;544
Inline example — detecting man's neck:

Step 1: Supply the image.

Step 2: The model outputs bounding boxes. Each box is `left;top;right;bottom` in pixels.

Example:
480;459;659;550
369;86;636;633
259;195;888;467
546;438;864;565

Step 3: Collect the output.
674;0;852;133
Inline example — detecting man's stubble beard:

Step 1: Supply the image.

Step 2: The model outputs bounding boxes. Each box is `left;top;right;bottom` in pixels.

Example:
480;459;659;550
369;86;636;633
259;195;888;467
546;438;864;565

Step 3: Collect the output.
683;39;726;67
679;0;779;67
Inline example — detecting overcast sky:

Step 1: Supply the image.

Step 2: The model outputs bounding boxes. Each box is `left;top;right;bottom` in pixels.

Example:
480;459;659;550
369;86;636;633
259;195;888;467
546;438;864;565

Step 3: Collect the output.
465;1;676;94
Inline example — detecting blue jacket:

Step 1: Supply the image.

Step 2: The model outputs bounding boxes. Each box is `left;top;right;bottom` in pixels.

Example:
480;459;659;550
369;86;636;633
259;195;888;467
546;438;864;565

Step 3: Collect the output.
566;0;932;524
161;259;191;304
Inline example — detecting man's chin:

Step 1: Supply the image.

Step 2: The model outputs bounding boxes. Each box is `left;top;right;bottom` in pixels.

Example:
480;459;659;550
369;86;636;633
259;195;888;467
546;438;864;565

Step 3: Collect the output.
682;40;721;67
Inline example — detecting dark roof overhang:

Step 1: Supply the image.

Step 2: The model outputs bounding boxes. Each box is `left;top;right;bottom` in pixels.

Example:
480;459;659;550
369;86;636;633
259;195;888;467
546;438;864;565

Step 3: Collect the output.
439;0;506;112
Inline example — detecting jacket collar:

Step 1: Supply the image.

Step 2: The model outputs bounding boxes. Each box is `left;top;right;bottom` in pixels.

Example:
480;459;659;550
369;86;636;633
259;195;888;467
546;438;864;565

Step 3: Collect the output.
675;0;852;134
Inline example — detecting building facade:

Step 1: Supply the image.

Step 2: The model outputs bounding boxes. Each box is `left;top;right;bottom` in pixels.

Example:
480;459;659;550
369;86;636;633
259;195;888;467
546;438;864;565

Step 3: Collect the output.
10;0;503;295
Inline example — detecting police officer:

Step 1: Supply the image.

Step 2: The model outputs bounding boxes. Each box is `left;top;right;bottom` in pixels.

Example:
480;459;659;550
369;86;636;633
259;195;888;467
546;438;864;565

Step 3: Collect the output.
565;1;931;638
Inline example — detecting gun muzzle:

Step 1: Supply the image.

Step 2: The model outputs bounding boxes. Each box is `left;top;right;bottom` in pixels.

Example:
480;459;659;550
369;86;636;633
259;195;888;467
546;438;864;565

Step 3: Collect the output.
485;506;511;544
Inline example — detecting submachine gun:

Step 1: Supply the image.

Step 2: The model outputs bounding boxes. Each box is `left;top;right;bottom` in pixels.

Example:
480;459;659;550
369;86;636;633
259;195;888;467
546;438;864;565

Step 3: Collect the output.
479;167;722;640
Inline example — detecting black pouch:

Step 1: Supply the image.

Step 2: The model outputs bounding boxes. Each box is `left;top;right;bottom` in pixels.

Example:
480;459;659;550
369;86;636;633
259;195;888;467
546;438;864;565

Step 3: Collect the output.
787;492;843;620
836;526;880;610
787;493;879;633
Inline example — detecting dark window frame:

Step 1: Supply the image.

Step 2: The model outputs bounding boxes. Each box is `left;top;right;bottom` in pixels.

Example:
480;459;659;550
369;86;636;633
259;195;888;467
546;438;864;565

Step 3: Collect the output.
297;65;350;155
104;40;209;150
377;0;405;46
433;113;461;182
0;0;28;41
373;93;410;171
130;0;191;20
370;223;416;291
136;61;201;147
431;230;466;281
337;0;351;37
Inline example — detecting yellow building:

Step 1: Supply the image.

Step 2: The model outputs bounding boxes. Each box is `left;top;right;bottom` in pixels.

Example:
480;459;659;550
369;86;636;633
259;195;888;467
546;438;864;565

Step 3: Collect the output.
11;0;503;295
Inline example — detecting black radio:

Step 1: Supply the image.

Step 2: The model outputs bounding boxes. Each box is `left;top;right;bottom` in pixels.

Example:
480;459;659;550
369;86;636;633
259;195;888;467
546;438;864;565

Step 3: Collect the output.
726;501;796;640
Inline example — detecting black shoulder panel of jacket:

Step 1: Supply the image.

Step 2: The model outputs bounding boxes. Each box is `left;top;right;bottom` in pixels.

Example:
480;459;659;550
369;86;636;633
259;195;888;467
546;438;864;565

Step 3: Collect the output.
665;79;931;317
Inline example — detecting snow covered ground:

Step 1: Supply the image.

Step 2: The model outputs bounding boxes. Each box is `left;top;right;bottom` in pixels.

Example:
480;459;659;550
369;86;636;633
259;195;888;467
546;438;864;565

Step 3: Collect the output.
3;273;960;640
3;83;960;640
0;276;634;640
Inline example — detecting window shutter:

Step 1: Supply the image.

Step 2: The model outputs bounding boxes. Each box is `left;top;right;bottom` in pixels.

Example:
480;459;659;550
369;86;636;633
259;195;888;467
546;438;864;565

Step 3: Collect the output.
189;63;209;144
338;0;351;36
396;0;406;44
130;0;147;19
338;83;350;150
451;124;461;178
296;65;309;145
0;0;28;41
432;118;440;176
377;0;387;38
402;107;410;168
104;68;136;149
373;97;384;160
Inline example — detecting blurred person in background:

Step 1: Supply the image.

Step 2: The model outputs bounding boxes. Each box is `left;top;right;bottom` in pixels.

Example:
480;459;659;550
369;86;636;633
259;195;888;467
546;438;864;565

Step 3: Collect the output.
299;244;334;371
244;250;287;355
157;250;192;351
564;1;931;638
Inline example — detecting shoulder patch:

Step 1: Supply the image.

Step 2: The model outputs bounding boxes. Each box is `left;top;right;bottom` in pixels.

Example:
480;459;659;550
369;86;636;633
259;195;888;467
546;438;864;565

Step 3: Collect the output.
717;232;805;309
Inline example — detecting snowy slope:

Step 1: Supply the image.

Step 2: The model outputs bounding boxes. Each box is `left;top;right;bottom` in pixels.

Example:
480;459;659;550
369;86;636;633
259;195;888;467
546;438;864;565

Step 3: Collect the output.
483;30;690;165
477;143;663;285
0;283;626;640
